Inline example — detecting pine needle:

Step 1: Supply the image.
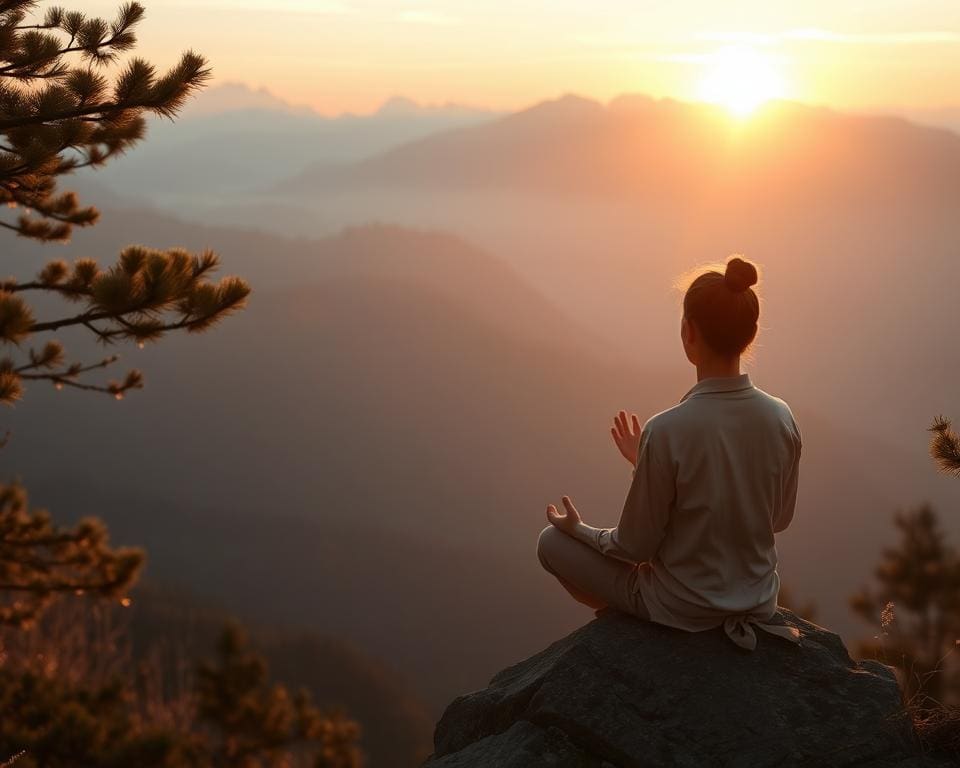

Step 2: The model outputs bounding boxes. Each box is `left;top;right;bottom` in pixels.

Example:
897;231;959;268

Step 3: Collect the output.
929;416;960;477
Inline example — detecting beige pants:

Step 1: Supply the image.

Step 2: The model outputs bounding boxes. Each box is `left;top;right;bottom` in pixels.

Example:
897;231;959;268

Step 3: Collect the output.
537;525;652;620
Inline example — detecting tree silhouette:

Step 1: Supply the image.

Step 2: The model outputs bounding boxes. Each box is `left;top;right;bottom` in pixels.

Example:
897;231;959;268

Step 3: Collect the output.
0;607;365;768
850;504;960;705
0;668;203;768
197;623;363;768
0;484;142;628
0;1;249;622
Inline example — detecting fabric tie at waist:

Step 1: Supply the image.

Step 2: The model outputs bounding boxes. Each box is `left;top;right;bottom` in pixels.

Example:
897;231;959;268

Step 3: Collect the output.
723;614;802;651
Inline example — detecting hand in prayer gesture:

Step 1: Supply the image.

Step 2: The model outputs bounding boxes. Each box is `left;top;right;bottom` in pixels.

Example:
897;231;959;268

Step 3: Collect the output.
611;410;642;467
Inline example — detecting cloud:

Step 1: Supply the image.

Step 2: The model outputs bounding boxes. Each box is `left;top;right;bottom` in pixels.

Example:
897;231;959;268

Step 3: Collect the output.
650;52;710;63
569;36;709;63
397;9;460;26
785;28;960;44
698;28;960;46
175;1;359;13
569;25;959;67
696;31;777;46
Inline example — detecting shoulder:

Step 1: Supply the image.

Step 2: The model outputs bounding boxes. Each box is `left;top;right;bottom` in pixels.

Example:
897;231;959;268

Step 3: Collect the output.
640;402;685;437
638;403;688;461
642;387;725;434
640;384;802;448
753;386;802;448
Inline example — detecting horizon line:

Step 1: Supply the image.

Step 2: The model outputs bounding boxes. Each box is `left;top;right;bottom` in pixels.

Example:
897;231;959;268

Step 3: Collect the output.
187;81;960;127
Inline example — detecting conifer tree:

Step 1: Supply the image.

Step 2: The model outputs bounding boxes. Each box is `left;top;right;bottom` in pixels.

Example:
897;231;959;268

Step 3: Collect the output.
850;504;960;704
0;668;203;768
0;1;250;622
196;623;363;768
0;483;142;627
0;607;364;768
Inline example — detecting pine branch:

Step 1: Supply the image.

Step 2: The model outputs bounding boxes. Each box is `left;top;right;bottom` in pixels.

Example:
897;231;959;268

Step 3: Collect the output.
0;750;26;768
10;339;66;372
0;247;249;404
0;483;144;627
0;3;146;76
929;416;960;477
0;217;71;241
0;52;210;129
29;308;136;333
2;280;87;297
0;6;209;241
2;534;91;548
28;304;242;336
0;575;130;592
20;367;142;398
15;352;140;399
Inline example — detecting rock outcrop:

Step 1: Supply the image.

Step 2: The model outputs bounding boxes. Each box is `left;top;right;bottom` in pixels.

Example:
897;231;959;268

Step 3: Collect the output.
423;608;950;767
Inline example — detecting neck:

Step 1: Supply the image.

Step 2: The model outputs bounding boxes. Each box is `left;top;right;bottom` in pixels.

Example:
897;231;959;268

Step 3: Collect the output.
696;355;741;382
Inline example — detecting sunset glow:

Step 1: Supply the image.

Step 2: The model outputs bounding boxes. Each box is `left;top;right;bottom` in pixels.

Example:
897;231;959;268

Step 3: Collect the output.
697;46;788;116
2;1;960;763
71;1;960;116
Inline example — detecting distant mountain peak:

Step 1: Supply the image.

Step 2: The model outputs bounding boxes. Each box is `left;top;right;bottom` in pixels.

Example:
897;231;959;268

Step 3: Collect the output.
554;91;603;108
374;95;496;119
182;81;318;118
515;92;605;121
376;96;422;116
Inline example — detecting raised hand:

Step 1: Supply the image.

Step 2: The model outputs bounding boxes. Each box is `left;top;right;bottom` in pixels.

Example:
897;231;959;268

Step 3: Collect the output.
546;495;582;535
610;410;642;467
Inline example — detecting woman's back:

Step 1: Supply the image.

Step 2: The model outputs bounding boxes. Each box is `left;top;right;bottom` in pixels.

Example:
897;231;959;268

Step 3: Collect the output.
639;373;802;622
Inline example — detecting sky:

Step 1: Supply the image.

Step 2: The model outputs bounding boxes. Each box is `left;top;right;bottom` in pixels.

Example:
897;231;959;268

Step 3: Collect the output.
79;0;960;116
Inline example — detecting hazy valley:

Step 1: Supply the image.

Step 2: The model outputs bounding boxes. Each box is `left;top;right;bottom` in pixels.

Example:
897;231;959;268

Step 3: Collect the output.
3;83;959;762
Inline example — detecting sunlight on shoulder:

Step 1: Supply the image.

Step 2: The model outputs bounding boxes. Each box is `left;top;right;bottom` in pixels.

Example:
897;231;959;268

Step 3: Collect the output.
697;45;788;118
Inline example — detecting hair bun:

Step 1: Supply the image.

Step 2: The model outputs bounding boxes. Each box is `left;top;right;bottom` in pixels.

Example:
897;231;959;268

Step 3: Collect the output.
724;256;758;293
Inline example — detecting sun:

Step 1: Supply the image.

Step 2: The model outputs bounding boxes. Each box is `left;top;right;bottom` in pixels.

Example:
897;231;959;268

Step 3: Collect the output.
697;45;787;117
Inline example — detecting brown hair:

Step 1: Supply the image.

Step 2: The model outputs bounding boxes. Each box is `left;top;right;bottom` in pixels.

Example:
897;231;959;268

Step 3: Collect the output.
682;255;760;356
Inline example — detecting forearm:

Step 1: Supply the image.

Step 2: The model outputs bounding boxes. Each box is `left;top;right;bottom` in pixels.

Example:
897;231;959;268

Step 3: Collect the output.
562;423;670;565
569;521;642;564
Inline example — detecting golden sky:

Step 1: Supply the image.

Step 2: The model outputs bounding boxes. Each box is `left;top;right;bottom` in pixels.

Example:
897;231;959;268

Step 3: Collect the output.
81;0;960;115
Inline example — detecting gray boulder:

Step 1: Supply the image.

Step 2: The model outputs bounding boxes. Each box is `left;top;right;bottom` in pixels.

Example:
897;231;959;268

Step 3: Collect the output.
423;608;949;767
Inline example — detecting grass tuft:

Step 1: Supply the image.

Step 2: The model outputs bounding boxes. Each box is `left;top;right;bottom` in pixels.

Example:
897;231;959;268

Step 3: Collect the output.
911;704;960;759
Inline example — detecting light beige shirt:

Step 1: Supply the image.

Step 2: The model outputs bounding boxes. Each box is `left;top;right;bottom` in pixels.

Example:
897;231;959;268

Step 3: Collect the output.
573;373;803;650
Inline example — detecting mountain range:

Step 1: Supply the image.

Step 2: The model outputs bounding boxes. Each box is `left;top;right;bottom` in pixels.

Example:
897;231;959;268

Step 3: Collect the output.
4;202;955;715
91;82;500;210
3;89;959;760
